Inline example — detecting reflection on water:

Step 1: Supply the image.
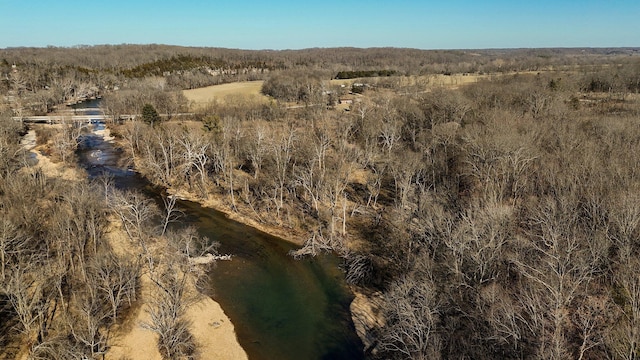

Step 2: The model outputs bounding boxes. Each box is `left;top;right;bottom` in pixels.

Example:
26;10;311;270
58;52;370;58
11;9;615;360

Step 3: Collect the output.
75;117;364;360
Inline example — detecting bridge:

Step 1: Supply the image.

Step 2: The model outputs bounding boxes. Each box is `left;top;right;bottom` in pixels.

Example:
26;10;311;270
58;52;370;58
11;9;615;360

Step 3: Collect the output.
13;112;194;124
59;107;102;113
12;114;135;124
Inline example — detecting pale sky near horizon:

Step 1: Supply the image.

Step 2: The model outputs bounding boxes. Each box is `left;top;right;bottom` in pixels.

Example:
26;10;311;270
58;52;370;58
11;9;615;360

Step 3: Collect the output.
1;0;638;50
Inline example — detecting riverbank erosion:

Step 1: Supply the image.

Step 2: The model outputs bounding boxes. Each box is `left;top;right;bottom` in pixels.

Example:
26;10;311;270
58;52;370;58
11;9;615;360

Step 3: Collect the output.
166;186;307;246
21;127;247;360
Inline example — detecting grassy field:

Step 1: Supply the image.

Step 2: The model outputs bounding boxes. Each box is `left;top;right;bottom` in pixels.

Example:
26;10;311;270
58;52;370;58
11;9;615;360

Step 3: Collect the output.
183;80;268;109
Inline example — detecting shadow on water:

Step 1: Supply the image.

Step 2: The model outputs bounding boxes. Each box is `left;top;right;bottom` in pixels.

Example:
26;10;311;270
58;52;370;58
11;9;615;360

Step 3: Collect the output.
74;112;364;359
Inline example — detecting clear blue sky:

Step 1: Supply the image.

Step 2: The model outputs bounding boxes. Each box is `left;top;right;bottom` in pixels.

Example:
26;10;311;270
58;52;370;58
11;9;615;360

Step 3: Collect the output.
1;0;638;49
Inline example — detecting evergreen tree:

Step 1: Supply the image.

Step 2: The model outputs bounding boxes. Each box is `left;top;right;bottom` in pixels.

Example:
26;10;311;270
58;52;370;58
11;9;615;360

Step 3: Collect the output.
142;103;160;126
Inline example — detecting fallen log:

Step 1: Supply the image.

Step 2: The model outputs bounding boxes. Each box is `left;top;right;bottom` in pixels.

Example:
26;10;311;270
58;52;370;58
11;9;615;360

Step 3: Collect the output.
189;253;232;264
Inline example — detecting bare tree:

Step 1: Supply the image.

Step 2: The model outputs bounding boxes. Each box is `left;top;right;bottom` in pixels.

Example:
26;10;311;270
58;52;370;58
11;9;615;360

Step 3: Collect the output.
269;125;296;220
3;260;54;350
144;266;196;360
51;117;82;163
0;218;29;281
380;269;442;359
379;112;401;157
516;197;595;359
608;256;640;360
246;123;268;180
389;151;420;210
476;282;524;352
177;129;210;191
295;157;323;215
167;226;218;261
109;189;159;242
108;190;159;271
159;194;184;236
66;288;110;359
93;252;141;322
572;296;607;360
450;200;513;286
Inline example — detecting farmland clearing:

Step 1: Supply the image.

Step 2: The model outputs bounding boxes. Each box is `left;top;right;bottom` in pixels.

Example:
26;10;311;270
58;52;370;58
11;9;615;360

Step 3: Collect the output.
183;80;268;109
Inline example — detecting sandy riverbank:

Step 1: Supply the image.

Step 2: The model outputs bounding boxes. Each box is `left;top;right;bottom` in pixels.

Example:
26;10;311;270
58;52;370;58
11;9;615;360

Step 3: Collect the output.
104;273;247;360
103;217;248;360
23;132;248;360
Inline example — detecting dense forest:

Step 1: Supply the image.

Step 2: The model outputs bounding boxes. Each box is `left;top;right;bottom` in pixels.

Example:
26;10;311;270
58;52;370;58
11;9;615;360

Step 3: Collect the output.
2;45;640;359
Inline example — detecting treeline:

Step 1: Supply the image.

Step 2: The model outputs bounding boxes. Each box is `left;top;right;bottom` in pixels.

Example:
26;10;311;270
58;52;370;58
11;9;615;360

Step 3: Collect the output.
1;60;106;114
0;45;283;72
100;80;189;120
580;64;640;95
117;60;640;359
260;70;328;103
334;70;398;79
121;54;277;90
2;46;638;80
122;55;229;78
3;45;639;115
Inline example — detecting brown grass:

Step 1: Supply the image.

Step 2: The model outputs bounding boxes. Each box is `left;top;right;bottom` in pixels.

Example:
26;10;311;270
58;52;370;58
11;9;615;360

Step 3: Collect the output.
183;81;268;109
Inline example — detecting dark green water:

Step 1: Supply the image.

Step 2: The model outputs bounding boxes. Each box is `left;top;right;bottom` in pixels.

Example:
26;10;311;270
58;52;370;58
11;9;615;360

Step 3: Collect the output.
74;106;364;359
179;201;364;360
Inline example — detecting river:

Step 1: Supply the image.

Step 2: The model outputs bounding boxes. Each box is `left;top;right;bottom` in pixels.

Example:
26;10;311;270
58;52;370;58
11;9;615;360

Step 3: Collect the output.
73;100;364;360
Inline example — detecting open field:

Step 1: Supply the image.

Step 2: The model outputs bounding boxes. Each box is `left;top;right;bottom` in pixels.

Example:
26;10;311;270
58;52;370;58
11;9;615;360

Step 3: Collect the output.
183;80;268;108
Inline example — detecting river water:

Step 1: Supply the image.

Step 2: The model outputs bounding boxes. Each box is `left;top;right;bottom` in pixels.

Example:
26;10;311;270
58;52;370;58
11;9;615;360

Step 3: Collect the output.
73;101;364;360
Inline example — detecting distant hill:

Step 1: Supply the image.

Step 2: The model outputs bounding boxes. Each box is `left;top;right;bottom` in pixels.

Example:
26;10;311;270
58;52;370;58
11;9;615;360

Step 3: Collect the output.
2;45;638;76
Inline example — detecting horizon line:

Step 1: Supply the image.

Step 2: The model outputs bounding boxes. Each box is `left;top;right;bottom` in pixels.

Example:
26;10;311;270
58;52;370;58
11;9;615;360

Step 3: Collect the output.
2;43;640;52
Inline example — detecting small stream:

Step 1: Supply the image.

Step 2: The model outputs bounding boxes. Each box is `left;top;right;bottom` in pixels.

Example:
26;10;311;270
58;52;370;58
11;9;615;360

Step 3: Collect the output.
73;101;364;360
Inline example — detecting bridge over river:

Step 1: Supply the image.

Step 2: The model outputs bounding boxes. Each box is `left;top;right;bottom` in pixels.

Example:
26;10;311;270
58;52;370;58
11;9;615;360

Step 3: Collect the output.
13;112;193;124
12;114;136;124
